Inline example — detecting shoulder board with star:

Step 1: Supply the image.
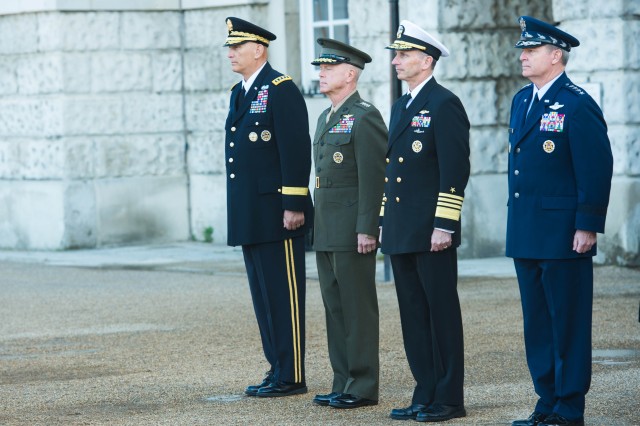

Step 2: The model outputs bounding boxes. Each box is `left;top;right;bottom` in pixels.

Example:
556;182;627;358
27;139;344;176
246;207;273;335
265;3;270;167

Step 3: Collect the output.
272;75;292;86
562;82;586;96
354;100;378;113
230;82;241;92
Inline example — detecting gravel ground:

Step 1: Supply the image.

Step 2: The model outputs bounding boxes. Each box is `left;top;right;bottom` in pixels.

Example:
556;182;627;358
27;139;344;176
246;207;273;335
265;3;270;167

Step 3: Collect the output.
0;252;638;425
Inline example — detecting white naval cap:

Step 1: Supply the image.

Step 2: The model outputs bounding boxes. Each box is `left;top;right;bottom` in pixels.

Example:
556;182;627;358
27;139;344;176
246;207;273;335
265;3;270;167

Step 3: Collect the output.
386;20;450;59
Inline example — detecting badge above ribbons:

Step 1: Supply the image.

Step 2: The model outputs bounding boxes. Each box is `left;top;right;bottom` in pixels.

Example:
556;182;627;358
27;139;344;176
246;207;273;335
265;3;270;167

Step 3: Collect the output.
329;114;355;133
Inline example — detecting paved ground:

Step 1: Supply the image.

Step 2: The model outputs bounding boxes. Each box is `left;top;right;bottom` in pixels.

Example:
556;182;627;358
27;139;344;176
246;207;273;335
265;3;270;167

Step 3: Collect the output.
0;243;638;425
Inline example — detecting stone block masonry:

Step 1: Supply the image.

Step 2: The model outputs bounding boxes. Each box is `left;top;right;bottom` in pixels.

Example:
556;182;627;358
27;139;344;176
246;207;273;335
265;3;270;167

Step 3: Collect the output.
0;1;637;265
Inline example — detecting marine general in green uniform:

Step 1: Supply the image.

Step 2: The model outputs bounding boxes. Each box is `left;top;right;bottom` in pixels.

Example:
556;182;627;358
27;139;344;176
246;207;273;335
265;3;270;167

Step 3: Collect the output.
310;38;388;410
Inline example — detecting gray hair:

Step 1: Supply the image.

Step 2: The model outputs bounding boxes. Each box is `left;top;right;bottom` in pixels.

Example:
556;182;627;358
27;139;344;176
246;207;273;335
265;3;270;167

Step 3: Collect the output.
546;44;570;66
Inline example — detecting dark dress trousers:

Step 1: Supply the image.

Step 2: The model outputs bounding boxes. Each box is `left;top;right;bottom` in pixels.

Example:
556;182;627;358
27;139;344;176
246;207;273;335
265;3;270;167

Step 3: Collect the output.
381;77;470;406
506;72;613;420
313;92;388;401
225;62;313;384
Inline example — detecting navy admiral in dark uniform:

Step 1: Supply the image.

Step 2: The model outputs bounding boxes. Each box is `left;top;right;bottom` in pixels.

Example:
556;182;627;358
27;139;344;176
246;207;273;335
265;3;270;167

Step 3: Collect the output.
223;17;312;398
310;38;387;410
507;17;613;426
381;20;470;423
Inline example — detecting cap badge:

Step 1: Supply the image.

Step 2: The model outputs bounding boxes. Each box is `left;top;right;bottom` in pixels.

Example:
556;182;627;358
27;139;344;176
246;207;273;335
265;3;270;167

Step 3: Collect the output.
397;25;405;39
226;19;233;33
249;132;258;142
519;17;526;31
333;152;344;164
412;140;423;153
542;140;555;153
261;130;271;141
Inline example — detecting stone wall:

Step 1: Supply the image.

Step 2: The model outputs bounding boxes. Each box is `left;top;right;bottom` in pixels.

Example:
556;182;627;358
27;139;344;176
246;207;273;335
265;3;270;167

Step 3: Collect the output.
0;11;189;249
0;0;638;265
554;0;640;265
400;0;553;259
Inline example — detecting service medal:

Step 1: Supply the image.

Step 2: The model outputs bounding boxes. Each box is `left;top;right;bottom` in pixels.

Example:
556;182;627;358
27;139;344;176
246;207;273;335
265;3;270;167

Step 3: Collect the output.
249;132;258;142
333;152;344;164
543;140;555;153
412;140;423;153
261;130;271;141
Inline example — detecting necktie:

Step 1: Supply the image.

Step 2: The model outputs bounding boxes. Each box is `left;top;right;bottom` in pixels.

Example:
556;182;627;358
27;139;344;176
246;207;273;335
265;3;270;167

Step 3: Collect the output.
235;86;246;110
527;94;539;118
326;108;334;124
403;93;412;109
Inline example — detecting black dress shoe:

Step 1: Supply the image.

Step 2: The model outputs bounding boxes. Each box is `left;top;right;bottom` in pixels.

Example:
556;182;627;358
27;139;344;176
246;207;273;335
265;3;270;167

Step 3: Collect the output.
390;404;428;420
539;414;584;426
328;393;378;409
244;371;274;396
512;411;549;426
255;381;307;397
312;391;341;406
416;404;466;422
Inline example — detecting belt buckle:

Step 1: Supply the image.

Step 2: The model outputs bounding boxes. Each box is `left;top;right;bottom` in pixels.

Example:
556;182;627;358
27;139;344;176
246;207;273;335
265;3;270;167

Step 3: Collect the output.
315;176;320;189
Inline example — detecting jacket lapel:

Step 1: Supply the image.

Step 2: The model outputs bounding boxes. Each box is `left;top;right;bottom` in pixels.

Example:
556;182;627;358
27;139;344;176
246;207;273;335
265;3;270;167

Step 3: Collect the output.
517;72;569;142
231;63;273;125
317;91;361;139
388;78;437;148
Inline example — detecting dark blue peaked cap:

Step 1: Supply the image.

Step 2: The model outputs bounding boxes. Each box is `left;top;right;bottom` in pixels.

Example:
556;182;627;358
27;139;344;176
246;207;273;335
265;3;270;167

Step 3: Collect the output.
224;17;276;47
515;16;580;51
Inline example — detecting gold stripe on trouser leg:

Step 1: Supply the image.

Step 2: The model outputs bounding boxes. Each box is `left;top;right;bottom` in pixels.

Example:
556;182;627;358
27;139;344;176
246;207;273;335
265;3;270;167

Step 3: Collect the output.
284;239;302;382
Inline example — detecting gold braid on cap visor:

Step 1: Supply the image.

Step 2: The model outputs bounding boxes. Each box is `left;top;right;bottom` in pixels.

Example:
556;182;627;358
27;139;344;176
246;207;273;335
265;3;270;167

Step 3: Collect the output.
227;31;270;45
387;40;427;50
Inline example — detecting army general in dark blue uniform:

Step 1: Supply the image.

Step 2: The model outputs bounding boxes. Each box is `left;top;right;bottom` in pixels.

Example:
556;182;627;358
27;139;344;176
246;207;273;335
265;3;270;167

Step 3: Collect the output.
223;17;312;398
507;17;613;426
381;20;470;423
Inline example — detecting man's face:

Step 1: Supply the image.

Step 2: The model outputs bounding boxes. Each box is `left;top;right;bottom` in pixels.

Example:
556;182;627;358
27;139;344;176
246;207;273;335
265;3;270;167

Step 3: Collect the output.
318;63;351;95
519;45;558;80
227;42;258;75
391;50;429;82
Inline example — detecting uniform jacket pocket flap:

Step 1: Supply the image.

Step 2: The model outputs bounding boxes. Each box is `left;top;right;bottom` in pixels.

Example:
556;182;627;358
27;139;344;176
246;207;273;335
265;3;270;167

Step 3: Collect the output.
541;196;577;210
326;134;351;146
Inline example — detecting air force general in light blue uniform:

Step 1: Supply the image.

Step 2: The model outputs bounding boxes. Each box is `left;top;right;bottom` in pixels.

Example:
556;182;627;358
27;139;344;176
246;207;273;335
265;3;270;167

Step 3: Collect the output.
507;16;613;426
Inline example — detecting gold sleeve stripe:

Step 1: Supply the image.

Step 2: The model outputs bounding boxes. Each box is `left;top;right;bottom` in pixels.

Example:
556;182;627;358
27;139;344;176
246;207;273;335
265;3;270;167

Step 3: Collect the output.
438;198;462;207
436;206;462;221
282;186;309;196
438;200;462;210
438;192;464;202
